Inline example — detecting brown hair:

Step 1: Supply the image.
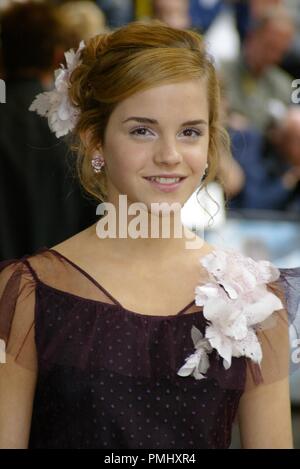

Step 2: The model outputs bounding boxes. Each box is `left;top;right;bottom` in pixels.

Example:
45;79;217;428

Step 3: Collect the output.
68;20;231;202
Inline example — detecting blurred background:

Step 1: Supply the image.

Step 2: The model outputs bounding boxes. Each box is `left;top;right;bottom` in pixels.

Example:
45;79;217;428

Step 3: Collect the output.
0;0;299;448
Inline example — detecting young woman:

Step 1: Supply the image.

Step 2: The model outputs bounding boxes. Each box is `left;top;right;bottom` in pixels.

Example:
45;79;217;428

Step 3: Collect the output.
0;20;298;449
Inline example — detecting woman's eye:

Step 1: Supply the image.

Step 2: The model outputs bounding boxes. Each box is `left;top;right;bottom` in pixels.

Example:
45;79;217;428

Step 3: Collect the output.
130;127;153;137
181;128;202;138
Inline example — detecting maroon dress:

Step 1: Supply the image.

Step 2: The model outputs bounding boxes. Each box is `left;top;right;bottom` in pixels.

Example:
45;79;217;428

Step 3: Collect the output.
0;247;295;449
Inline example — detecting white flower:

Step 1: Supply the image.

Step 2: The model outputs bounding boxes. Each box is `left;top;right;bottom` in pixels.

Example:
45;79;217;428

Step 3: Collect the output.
195;282;228;306
200;250;280;299
29;40;85;138
177;326;213;380
178;249;284;379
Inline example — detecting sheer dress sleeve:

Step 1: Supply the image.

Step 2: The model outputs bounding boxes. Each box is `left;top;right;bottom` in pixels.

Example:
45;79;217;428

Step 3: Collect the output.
243;270;300;392
0;257;37;371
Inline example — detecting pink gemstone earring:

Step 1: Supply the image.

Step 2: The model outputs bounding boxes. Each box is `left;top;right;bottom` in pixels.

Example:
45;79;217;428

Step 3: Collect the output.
91;154;105;173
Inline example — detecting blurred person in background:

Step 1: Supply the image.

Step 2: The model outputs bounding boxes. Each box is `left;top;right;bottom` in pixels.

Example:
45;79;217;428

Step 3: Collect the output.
95;0;133;28
281;0;300;78
221;6;295;133
189;0;226;33
236;0;284;40
231;0;300;79
0;1;97;260
58;0;110;48
153;0;191;30
263;108;300;210
229;107;300;212
189;0;284;37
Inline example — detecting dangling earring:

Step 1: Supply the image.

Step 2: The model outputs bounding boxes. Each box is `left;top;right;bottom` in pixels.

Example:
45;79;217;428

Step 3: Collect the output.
91;154;105;173
201;163;209;183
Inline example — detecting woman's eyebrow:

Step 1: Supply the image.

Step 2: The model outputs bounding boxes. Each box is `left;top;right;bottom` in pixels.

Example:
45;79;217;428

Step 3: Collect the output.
122;116;208;126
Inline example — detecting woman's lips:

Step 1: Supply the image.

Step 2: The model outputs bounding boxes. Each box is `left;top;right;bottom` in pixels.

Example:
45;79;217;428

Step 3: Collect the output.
143;177;186;192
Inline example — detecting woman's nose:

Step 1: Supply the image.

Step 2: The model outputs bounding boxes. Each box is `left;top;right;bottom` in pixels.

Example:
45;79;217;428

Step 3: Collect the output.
153;138;182;165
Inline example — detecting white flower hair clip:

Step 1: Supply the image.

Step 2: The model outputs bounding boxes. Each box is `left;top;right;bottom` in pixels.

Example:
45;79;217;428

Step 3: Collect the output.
178;250;284;380
29;40;85;138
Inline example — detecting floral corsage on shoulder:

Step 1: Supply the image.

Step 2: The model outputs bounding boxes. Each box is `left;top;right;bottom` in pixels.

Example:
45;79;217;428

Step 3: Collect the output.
177;249;284;380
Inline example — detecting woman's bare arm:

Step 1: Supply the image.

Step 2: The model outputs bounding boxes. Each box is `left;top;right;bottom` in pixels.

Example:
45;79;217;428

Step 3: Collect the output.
238;376;293;449
0;354;37;448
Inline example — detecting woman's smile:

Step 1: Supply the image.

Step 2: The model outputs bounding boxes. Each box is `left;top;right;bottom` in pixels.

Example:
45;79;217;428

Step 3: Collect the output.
143;175;187;192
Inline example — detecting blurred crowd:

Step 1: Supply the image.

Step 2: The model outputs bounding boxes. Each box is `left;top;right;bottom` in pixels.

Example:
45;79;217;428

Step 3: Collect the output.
0;0;300;260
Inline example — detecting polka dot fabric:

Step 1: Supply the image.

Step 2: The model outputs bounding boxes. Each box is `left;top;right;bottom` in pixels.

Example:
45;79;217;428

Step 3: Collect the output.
0;247;247;448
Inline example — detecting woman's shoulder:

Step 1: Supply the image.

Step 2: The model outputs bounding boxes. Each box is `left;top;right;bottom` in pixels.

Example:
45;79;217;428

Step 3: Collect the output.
0;223;96;292
49;222;98;261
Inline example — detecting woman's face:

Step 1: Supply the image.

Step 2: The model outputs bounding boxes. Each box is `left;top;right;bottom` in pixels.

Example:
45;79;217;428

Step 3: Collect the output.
100;79;209;213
